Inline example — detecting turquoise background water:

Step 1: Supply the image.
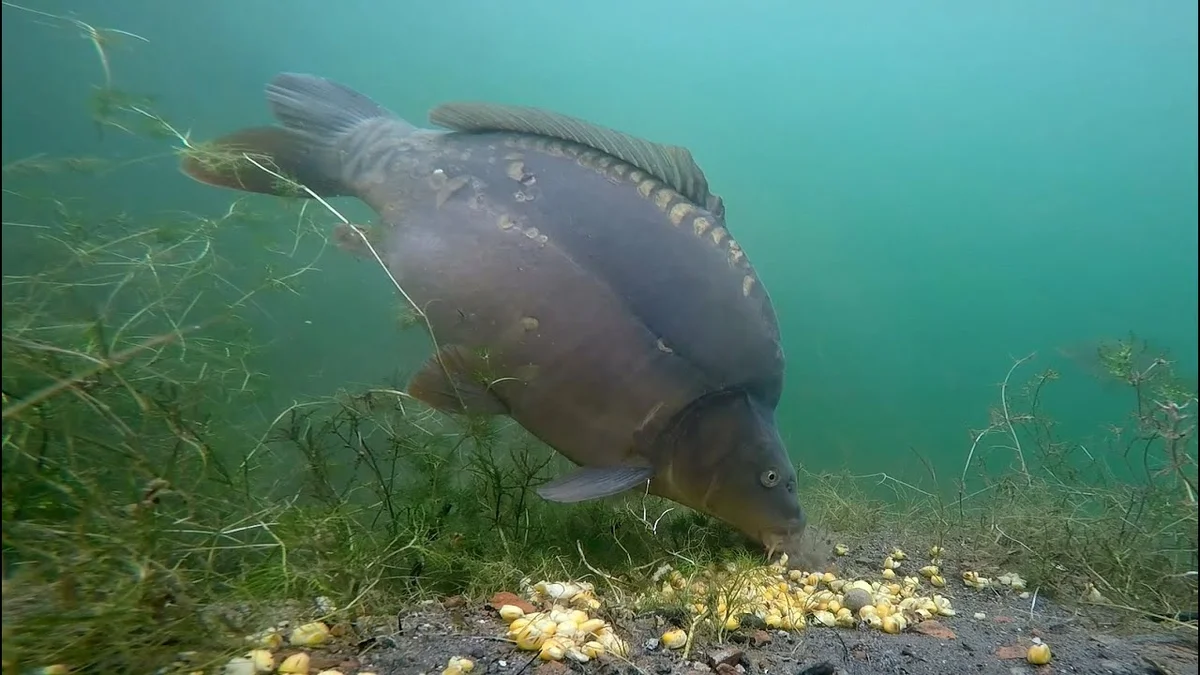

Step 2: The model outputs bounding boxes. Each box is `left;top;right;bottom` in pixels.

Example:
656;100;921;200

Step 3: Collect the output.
3;1;1196;487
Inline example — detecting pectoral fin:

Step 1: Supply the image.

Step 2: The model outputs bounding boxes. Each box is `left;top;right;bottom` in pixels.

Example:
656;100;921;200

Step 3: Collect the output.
536;464;655;503
406;345;509;415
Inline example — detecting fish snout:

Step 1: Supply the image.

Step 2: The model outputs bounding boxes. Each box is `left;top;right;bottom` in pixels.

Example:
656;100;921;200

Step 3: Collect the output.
764;521;836;573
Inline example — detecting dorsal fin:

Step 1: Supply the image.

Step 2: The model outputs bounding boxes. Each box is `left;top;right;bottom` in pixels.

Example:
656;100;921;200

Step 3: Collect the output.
428;101;717;210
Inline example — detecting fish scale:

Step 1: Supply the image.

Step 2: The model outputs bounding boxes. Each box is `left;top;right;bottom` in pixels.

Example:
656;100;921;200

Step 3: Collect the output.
368;157;714;472
482;131;785;406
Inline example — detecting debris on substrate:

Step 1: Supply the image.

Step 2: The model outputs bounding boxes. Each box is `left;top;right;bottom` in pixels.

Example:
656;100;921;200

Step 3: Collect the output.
66;541;1194;675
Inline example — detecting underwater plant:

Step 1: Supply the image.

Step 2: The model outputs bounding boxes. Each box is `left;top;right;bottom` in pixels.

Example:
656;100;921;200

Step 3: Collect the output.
1;4;1195;673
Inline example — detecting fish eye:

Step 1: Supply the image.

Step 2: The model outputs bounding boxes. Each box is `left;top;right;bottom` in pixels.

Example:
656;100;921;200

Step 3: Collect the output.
760;469;780;487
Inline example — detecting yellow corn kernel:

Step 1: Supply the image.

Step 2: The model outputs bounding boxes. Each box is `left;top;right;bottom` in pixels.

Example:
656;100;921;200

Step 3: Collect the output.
578;618;606;636
811;610;836;627
278;653;310;675
498;605;525;622
1027;644;1052;665
661;628;687;649
539;638;565;661
246;650;274;673
289;622;330;648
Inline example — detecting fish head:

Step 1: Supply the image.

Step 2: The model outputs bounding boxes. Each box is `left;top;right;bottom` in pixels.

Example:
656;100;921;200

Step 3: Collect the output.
657;389;826;569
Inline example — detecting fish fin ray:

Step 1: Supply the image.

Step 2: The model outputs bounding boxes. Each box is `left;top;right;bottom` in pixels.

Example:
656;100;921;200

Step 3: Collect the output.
428;101;716;208
536;464;654;503
406;344;509;416
179;126;347;197
181;72;410;198
265;72;409;139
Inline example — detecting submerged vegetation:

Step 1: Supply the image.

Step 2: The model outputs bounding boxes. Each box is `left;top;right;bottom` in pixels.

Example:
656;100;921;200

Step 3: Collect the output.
1;4;1196;674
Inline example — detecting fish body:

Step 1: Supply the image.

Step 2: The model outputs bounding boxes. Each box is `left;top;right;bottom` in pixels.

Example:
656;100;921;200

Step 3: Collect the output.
180;73;827;569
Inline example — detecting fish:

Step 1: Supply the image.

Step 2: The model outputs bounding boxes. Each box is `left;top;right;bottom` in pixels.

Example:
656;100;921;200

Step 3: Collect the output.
178;72;829;570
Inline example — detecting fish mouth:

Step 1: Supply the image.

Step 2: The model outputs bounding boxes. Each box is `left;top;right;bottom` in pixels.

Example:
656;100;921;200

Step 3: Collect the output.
760;522;830;571
760;524;803;558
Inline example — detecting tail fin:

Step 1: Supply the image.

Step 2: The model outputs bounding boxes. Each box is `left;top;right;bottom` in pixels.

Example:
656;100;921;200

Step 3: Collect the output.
180;72;407;198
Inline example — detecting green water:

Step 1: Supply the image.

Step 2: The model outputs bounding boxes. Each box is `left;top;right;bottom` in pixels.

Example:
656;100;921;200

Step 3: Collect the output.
3;0;1196;486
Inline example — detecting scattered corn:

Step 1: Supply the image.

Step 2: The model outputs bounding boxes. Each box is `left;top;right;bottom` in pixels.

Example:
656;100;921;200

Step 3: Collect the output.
1027;642;1052;665
997;572;1027;591
539;639;566;661
661;628;688;649
442;657;475;675
277;653;310;675
496;579;630;658
962;571;992;589
811;610;837;627
495;553;1026;650
498;604;525;622
1084;583;1109;603
246;650;274;673
881;613;907;634
247;629;284;650
288;622;331;648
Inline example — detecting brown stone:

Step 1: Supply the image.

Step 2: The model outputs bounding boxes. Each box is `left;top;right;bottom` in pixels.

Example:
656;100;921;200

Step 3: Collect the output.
488;591;536;614
912;620;957;640
995;644;1028;660
749;629;773;647
707;648;748;671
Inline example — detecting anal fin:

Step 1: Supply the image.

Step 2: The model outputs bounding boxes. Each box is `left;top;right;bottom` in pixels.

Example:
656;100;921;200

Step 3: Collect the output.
406;344;509;416
536;464;655;503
